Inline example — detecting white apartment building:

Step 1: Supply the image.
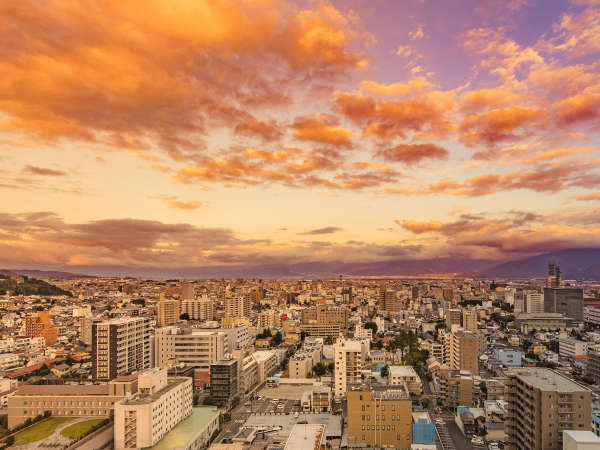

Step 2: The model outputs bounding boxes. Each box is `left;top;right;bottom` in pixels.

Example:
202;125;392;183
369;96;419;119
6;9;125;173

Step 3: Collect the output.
92;317;151;381
114;368;193;450
0;354;21;372
224;296;251;319
252;350;279;383
154;327;226;370
333;340;363;398
289;353;313;378
559;338;588;357
258;309;281;328
181;296;213;321
585;306;600;325
525;291;544;313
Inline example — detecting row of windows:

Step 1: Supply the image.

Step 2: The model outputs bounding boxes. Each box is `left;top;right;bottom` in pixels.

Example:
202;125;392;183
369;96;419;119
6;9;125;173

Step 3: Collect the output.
360;403;397;411
361;414;399;421
361;424;397;431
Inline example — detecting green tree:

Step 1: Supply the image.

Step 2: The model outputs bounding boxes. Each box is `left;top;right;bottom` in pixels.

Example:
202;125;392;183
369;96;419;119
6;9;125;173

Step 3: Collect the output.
313;362;327;377
364;322;378;334
272;331;283;346
179;312;190;320
380;364;389;378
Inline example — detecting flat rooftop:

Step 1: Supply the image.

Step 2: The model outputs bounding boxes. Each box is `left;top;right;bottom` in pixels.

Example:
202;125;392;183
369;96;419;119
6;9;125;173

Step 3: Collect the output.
244;413;342;438
149;406;219;449
121;377;188;405
285;424;324;450
511;368;590;392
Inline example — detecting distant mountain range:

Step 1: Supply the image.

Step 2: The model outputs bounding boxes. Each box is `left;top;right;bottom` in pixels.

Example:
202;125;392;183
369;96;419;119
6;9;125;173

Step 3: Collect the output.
474;248;600;280
3;248;599;280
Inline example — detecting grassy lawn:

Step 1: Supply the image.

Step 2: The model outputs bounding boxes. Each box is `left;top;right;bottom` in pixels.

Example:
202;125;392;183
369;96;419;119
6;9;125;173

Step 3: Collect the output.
13;417;74;445
60;419;106;440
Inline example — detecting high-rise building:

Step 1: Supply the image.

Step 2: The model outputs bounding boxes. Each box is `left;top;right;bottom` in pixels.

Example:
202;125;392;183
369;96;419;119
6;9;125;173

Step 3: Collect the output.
154;326;226;370
346;387;412;448
544;287;584;322
445;307;462;331
505;368;592;450
210;359;238;407
444;330;479;375
586;344;600;385
379;289;398;314
180;281;195;300
547;261;561;288
300;304;349;337
438;367;477;408
157;298;180;327
526;291;544;313
181;296;213;321
79;316;102;345
224;296;251;319
114;368;193;449
443;288;454;303
461;310;478;331
333;340;363;397
92;317;151;381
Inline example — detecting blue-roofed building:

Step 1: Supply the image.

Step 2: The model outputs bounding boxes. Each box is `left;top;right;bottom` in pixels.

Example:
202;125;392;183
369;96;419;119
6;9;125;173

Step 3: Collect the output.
492;348;523;367
412;411;436;449
592;411;600;437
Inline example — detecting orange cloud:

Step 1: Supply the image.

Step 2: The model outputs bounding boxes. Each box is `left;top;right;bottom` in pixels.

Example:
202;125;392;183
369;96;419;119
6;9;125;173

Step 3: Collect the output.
359;77;434;98
575;193;600;201
459;106;547;145
235;119;284;142
292;114;358;148
398;220;443;233
376;143;448;165
554;91;600;126
23;165;67;176
459;88;523;112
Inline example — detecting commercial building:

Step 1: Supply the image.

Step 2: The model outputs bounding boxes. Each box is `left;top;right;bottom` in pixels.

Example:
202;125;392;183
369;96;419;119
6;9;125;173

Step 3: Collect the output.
210;359;238;407
559;338;588;358
346;387;412;449
92;317;152;381
301;387;332;413
333;340;363;398
7;374;138;428
380;289;398;314
157;298;181;327
151;406;220;450
505;368;592;450
181;296;213;321
388;365;423;395
544;287;584;323
154;326;226;370
114;368;193;449
514;313;569;333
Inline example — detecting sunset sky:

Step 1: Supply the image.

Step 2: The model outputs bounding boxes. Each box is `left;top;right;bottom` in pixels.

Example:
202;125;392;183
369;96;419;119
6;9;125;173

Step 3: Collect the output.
1;0;599;270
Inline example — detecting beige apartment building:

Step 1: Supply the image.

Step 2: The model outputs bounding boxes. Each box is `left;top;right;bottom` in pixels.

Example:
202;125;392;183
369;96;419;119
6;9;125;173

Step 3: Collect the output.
181;296;213;321
114;368;193;450
333;340;363;398
347;387;412;449
505;368;592;450
258;309;282;328
462;310;478;331
157;298;180;327
154;326;226;370
224;296;251;319
444;329;479;375
7;374;138;428
379;289;398;314
301;304;348;334
438;367;478;408
92;317;151;381
388;365;423;395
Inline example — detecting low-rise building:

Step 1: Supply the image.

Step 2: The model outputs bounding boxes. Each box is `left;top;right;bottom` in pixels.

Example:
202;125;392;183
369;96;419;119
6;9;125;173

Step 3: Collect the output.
388;365;423;395
559;338;588;358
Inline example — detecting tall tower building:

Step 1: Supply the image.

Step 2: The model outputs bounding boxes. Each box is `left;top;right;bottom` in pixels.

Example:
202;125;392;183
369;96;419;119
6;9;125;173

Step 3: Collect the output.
505;368;591;450
461;310;478;331
180;281;195;300
224;296;251;319
547;261;561;288
92;317;151;381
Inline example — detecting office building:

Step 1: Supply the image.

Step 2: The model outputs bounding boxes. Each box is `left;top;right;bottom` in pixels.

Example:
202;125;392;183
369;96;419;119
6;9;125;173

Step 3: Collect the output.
154;326;226;370
181;296;213;321
333;340;363;398
559;338;588;358
157;298;180;327
301;304;348;333
505;368;592;450
114;368;193;449
92;317;151;381
544;287;584;323
347;387;412;448
515;313;569;333
210;359;239;407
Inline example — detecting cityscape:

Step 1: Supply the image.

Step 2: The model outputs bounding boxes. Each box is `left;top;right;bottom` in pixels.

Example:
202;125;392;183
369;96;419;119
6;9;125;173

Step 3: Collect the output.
1;1;600;450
